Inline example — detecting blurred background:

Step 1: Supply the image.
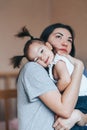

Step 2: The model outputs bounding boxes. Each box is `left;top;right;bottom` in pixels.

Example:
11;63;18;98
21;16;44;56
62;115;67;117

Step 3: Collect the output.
0;0;87;72
0;0;87;130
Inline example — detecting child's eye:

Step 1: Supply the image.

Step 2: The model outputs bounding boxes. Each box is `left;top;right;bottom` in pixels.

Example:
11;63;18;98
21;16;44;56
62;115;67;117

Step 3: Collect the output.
41;49;44;53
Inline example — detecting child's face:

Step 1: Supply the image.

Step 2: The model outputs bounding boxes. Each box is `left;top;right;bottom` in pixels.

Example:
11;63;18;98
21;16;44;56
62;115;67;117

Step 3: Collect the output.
28;41;54;67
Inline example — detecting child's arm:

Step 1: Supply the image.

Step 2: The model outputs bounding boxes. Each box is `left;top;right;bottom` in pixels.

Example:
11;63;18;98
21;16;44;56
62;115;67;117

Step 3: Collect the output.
54;60;71;92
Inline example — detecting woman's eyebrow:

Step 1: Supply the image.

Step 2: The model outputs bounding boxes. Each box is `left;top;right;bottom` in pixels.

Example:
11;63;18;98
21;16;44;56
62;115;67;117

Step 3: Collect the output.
54;32;72;39
54;32;63;36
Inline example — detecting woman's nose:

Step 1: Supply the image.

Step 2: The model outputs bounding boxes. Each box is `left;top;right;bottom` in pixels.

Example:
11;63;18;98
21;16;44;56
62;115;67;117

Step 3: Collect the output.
62;41;68;46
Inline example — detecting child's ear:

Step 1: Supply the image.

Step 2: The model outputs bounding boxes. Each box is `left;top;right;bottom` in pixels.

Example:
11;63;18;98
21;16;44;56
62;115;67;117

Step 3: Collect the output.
46;42;53;50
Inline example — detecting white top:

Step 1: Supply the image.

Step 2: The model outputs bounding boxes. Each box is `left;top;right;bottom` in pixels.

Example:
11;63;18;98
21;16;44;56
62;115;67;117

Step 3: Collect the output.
48;54;87;96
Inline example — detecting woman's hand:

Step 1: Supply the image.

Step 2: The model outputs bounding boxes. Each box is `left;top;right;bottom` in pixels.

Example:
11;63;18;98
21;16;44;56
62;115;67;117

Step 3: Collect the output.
53;109;86;130
53;116;73;130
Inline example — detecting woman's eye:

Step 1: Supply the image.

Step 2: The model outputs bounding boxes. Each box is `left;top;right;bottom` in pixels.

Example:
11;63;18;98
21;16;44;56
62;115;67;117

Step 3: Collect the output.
56;35;61;38
68;39;72;43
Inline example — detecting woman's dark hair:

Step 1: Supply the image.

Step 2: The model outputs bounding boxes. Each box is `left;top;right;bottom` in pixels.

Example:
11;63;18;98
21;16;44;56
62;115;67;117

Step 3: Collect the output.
40;23;75;57
10;26;43;68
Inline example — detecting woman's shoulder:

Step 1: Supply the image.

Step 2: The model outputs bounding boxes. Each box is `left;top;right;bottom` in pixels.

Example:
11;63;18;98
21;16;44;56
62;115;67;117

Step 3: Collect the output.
23;62;47;74
24;62;44;69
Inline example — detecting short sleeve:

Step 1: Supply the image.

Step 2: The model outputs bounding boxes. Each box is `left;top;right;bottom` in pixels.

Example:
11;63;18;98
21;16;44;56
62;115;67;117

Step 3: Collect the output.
23;62;57;102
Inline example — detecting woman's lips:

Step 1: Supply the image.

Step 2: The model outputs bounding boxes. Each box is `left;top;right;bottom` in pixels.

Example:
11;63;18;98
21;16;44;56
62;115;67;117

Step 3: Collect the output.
59;49;67;53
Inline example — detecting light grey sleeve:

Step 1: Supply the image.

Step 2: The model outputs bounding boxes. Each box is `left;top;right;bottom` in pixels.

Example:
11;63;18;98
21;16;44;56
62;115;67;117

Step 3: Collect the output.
23;62;57;102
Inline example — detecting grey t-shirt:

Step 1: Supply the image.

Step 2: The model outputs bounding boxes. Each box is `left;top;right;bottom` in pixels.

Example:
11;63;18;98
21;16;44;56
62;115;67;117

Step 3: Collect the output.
17;62;57;130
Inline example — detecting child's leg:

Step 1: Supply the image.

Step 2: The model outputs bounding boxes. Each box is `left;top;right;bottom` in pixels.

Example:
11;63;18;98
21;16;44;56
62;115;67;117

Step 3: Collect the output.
75;96;87;114
71;125;87;130
83;68;87;77
71;96;87;129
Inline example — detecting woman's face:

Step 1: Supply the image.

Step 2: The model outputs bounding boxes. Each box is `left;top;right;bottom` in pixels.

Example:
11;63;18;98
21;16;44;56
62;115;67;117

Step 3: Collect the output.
48;28;72;55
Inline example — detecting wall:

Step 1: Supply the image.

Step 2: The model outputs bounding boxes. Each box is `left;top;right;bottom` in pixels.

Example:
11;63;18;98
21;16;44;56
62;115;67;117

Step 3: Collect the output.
0;0;51;72
0;0;51;120
50;0;87;67
0;0;87;70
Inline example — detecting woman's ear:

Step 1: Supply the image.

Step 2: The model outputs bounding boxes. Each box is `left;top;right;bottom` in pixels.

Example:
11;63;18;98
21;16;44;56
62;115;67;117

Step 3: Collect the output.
46;42;53;50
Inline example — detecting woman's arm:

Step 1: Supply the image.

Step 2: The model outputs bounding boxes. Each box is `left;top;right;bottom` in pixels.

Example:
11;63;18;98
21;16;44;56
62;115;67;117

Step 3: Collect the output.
53;110;87;130
39;55;84;118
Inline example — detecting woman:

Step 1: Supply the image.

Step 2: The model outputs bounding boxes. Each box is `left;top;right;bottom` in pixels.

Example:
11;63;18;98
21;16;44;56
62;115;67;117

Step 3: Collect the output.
40;23;87;129
10;26;86;130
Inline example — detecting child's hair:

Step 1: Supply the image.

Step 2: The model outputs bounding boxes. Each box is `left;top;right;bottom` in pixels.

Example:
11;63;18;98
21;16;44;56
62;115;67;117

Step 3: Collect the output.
10;26;44;68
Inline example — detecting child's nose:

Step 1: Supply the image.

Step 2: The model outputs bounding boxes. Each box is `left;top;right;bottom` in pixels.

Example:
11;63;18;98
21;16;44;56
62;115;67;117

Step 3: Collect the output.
40;54;45;61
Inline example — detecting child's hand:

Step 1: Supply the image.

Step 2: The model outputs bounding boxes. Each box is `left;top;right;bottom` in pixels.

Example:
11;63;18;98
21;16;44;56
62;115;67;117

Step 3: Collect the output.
61;54;84;69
